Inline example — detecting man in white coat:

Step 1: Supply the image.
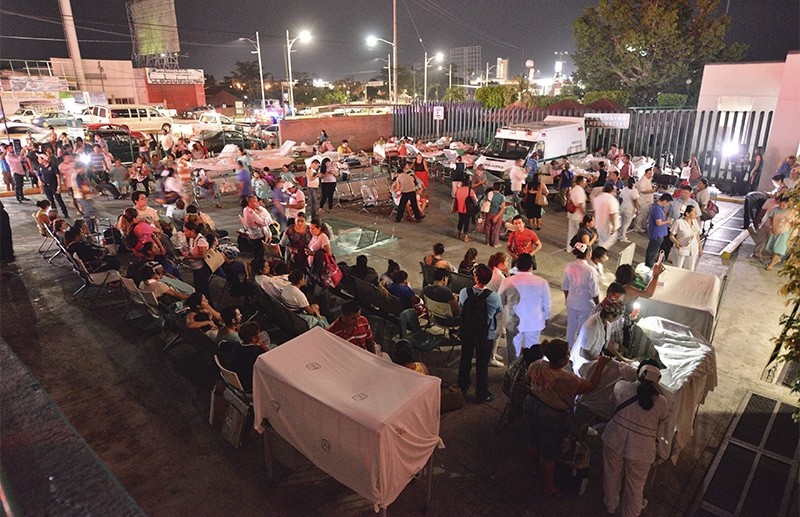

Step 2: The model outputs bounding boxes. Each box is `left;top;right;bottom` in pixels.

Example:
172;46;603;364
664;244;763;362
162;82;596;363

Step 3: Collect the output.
592;181;621;249
498;253;550;365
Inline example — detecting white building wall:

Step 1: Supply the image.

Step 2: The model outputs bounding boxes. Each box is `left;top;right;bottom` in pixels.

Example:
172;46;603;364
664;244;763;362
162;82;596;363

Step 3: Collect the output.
696;61;784;113
50;57;140;103
760;51;800;190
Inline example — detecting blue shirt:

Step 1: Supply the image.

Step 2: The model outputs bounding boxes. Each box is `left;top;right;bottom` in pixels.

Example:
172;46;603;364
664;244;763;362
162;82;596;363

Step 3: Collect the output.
458;286;503;340
237;167;251;196
648;203;668;239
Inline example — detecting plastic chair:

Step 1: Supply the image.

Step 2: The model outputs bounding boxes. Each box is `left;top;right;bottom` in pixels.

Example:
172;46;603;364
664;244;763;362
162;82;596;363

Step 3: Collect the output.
423;296;462;364
398;308;446;366
213;354;251;397
70;253;123;308
448;271;475;294
419;262;438;287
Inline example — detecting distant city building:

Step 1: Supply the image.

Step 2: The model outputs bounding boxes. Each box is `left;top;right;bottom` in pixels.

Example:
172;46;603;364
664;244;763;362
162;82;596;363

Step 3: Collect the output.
496;58;509;81
449;46;481;83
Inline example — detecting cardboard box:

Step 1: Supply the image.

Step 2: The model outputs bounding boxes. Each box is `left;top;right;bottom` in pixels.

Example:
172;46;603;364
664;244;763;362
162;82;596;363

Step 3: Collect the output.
209;381;253;448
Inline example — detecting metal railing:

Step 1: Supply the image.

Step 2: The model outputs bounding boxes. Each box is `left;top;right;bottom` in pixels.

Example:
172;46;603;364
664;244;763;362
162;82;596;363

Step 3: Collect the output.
393;102;774;184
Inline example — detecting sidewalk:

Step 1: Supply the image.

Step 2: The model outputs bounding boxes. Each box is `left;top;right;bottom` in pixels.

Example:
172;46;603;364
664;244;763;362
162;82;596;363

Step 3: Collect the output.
0;179;795;516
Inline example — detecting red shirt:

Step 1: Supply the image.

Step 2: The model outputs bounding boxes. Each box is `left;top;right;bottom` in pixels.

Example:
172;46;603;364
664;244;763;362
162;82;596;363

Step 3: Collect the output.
508;228;540;255
327;315;374;350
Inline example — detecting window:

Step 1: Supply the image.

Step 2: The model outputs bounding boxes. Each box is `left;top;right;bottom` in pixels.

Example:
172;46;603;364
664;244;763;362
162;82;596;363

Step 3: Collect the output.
484;137;532;160
111;109;131;118
138;109;149;118
147;109;160;118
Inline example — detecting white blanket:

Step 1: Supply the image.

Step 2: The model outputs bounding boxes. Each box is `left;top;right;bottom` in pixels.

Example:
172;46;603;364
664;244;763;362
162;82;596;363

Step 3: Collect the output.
252;328;442;509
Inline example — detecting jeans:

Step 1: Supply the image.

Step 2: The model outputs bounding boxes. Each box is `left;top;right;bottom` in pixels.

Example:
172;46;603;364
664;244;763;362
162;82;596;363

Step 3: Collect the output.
660;235;674;262
458;337;492;398
457;212;471;234
191;264;212;300
13;174;25;200
42;183;69;217
307;187;320;219
76;199;96;232
645;237;663;267
320;182;336;210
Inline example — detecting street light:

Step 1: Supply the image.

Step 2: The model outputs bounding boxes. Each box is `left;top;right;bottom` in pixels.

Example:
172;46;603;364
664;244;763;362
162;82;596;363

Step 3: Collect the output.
438;63;453;89
374;55;393;102
286;29;311;115
238;32;266;112
423;51;443;103
366;35;397;104
485;62;497;87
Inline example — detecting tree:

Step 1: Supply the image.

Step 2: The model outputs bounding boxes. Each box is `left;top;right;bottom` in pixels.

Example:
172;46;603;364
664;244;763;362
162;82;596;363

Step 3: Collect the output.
572;0;746;105
475;85;509;109
442;87;466;102
509;75;534;106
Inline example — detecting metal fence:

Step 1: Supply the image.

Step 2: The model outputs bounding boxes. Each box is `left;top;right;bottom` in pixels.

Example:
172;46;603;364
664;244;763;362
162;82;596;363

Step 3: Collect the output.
393;102;773;184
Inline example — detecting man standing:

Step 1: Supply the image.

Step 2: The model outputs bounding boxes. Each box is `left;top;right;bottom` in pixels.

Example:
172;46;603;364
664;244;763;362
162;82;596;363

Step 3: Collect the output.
498;253;550;365
458;264;502;403
72;164;96;231
283;182;306;221
566;176;587;252
236;160;251;202
5;146;28;202
509;157;527;200
392;164;422;223
159;127;174;157
592;182;621;249
618;154;634;181
645;193;673;267
661;185;699;262
36;154;69;217
507;215;542;265
634;167;656;231
305;158;321;219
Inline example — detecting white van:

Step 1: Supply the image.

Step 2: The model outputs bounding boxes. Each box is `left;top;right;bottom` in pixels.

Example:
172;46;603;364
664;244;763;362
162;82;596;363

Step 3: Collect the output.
83;104;173;133
476;116;587;174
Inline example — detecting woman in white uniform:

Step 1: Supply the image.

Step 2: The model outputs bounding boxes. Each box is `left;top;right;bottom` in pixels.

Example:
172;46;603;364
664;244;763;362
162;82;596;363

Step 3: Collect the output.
668;204;702;271
562;242;600;348
570;297;625;376
603;359;668;517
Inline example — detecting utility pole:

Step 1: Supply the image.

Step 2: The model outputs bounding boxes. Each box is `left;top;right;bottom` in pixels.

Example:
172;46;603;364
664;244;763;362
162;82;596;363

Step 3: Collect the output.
58;0;87;90
392;0;398;104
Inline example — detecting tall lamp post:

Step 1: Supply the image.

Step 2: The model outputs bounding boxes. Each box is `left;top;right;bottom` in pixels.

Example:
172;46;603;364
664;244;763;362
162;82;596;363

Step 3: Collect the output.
485;62;497;87
423;52;443;103
286;29;311;116
374;56;392;102
438;63;453;89
367;35;396;103
239;32;266;112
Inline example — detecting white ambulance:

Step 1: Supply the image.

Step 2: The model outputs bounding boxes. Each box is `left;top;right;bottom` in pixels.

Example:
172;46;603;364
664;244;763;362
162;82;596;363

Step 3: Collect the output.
475;116;587;174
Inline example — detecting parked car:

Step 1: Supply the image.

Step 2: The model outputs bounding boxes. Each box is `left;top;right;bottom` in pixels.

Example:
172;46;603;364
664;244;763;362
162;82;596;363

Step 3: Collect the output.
31;111;81;128
82;104;173;132
85;126;143;164
182;105;214;119
0;122;51;146
194;112;250;133
7;108;42;124
193;130;266;154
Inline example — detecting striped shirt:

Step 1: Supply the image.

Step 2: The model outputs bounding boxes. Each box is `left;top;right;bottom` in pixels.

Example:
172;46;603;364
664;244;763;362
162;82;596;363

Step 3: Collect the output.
327;316;374;350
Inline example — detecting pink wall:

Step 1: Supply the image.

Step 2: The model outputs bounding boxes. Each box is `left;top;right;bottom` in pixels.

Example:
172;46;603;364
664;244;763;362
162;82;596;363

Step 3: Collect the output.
278;115;393;151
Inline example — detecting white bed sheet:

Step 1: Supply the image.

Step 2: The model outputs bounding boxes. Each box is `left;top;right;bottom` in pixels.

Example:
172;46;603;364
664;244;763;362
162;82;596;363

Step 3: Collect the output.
578;317;717;462
252;327;442;509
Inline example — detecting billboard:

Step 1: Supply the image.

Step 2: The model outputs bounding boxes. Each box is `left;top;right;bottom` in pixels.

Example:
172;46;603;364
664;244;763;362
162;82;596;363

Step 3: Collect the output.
584;113;631;129
145;68;203;84
128;0;180;56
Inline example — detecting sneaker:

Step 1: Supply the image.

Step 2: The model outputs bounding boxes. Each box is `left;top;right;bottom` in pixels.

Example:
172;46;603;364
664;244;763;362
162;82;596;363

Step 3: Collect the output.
586;427;598;437
619;239;631;244
476;393;495;404
489;358;504;368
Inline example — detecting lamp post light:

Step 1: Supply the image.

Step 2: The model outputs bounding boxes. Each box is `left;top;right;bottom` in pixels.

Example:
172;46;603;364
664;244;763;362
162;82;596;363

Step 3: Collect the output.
423;51;443;103
485;62;497;87
374;55;393;102
239;32;266;112
366;35;396;104
438;63;453;90
286;29;311;116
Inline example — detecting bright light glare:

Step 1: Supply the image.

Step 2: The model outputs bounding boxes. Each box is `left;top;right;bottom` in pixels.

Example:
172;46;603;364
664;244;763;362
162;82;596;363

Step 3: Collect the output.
79;154;91;164
298;30;311;43
366;35;377;47
722;141;739;157
435;52;444;62
633;302;641;310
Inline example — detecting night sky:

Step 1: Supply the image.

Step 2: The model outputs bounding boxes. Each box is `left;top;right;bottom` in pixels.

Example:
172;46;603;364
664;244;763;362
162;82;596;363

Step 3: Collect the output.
1;0;798;82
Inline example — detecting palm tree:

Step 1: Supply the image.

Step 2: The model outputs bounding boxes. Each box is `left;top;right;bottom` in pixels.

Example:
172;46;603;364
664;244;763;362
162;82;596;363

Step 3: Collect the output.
510;74;534;107
442;87;465;102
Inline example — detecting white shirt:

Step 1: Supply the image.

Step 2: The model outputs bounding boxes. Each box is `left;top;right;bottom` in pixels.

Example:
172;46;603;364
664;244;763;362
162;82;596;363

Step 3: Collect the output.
137;206;160;226
286;189;306;219
159;133;175;152
509;165;527;192
670;218;700;254
620;187;640;212
568;185;587;221
592;192;620;232
306;166;321;188
570;312;608;375
498;271;551;332
308;232;330;253
281;283;309;310
635;176;654;204
562;259;599;312
258;274;290;300
694;188;710;210
487;267;506;292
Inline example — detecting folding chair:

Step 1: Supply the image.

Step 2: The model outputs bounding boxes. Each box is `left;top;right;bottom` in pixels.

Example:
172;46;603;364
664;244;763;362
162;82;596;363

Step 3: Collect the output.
70;253;123;308
379;288;405;319
42;224;66;263
352;277;382;312
419;262;438;287
121;277;148;322
448;271;475;294
214;354;252;400
423;296;462;365
398;308;446;366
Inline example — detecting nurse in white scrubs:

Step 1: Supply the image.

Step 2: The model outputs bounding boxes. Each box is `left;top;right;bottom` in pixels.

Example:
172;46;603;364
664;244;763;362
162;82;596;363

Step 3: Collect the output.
602;359;668;517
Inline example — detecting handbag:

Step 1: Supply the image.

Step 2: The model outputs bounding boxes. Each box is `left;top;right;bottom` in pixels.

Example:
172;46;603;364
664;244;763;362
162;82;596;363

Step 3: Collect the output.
535;187;549;206
465;189;480;216
322;253;343;288
480;191;493;213
204;248;225;272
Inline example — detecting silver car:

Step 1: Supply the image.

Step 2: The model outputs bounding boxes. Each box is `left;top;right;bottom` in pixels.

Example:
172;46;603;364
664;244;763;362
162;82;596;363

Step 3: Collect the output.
31;111;80;128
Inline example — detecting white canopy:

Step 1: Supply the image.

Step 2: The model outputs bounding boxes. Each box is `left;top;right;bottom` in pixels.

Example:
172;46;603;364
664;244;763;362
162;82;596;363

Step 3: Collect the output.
252;328;442;509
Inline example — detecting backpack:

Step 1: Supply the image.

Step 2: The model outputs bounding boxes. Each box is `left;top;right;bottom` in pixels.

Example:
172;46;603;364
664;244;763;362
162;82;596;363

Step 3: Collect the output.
465;188;480;216
460;287;492;339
